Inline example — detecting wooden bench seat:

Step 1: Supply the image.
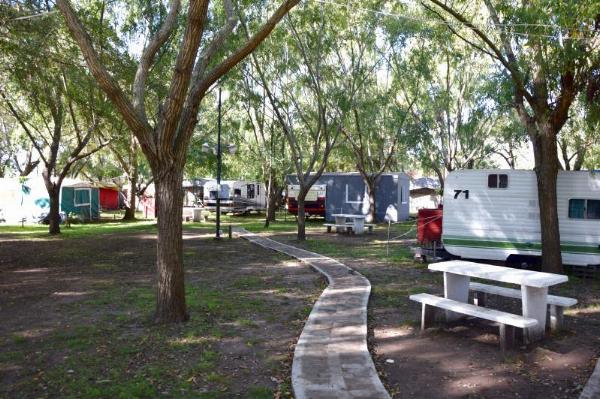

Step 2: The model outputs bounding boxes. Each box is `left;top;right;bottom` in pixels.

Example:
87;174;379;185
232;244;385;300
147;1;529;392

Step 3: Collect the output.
410;293;538;352
469;282;577;331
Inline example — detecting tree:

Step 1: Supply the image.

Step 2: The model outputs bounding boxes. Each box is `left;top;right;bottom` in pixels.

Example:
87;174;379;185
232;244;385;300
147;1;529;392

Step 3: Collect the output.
332;5;415;222
0;111;40;177
424;0;600;273
398;42;500;188
558;100;599;171
56;0;300;322
236;68;290;226
1;2;109;234
244;5;346;240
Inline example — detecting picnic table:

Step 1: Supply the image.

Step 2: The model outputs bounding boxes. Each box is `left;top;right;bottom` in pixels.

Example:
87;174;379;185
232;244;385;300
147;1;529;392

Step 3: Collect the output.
428;260;569;342
331;213;366;235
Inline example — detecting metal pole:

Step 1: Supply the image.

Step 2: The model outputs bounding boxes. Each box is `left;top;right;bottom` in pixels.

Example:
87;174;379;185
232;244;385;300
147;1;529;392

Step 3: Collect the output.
216;86;222;239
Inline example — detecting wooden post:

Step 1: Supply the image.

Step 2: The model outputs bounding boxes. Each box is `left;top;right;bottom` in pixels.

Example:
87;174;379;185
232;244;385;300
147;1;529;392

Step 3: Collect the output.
228;224;232;239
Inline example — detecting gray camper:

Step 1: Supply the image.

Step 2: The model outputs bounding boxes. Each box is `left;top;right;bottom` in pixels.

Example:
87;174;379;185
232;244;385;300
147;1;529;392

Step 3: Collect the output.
286;172;410;222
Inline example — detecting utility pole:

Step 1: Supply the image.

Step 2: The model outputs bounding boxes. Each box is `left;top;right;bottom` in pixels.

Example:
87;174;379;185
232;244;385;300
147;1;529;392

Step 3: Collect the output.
216;86;222;239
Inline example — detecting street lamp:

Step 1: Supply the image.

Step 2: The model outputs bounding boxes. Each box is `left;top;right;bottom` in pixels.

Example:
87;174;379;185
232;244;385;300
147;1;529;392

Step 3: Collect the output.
202;86;236;239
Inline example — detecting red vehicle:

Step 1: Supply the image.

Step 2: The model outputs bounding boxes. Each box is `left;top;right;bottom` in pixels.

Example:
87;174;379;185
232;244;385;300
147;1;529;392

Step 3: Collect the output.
286;184;326;217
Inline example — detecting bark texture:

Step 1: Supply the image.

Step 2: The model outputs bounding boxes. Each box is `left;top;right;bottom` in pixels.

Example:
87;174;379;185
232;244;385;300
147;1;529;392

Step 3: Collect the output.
154;169;188;323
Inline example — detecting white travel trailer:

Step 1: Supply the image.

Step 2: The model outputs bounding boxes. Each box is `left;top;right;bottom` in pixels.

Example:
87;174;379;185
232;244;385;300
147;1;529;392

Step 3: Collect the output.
442;170;600;267
203;180;267;213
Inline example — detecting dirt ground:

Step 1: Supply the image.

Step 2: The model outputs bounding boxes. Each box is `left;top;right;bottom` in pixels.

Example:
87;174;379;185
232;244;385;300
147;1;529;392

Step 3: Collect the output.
0;226;323;398
270;228;600;399
1;220;598;398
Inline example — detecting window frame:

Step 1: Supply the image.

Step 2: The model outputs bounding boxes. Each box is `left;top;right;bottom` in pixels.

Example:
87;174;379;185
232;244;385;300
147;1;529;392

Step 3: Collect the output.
568;198;600;220
487;173;509;189
73;188;91;206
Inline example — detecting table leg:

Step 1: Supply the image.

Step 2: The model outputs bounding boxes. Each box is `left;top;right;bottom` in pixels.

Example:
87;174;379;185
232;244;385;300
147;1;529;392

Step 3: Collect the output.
354;218;365;234
334;216;345;233
444;272;470;321
521;285;548;342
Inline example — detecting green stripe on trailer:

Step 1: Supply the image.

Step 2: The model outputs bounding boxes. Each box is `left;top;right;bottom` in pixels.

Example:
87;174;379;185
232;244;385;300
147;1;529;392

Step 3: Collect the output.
443;236;600;255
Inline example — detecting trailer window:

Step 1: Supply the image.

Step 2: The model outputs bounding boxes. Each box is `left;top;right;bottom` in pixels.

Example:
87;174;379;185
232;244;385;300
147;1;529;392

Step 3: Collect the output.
234;189;241;197
247;184;255;199
488;174;508;189
568;199;585;219
568;198;600;220
499;174;508;188
587;200;600;219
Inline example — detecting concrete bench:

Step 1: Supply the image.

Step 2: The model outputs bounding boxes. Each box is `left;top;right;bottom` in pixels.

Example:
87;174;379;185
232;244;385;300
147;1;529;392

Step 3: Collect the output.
410;293;538;352
469;282;577;331
324;223;353;234
344;222;374;233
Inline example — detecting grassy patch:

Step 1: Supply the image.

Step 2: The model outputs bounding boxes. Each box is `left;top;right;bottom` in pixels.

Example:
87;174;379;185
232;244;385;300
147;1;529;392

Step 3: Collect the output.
0;220;156;239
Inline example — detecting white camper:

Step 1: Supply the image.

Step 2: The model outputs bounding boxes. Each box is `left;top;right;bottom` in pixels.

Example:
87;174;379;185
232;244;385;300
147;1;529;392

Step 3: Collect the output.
203;180;267;213
442;170;600;267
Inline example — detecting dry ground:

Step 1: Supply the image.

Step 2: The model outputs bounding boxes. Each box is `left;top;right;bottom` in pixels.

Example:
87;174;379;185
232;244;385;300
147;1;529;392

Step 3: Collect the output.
1;217;598;399
268;226;600;399
0;224;323;398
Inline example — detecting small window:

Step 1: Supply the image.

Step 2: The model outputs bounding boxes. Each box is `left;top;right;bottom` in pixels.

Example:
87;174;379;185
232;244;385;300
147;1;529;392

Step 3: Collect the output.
499;174;508;188
569;199;600;220
247;184;255;199
488;174;508;189
586;199;600;220
234;189;241;197
257;185;260;196
569;199;585;219
74;188;91;206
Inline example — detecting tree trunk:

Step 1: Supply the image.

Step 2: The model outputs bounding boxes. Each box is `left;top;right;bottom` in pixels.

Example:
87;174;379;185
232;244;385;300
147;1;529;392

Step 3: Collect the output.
123;137;138;221
265;179;279;227
365;178;377;223
264;171;278;227
297;190;307;241
531;123;563;274
154;168;188;323
47;186;61;235
41;169;61;235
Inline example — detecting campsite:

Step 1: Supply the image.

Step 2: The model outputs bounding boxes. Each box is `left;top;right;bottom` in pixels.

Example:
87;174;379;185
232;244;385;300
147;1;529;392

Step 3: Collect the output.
1;1;599;398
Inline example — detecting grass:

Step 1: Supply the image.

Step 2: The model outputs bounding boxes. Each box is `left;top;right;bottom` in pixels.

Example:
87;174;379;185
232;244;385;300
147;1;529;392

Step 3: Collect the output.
0;219;156;239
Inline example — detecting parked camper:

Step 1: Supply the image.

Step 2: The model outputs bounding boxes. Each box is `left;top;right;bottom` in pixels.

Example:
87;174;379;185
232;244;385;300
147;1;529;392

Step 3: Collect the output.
286;184;327;217
442;169;600;267
286;172;410;223
0;177;50;223
183;178;210;207
203;180;267;213
61;182;101;221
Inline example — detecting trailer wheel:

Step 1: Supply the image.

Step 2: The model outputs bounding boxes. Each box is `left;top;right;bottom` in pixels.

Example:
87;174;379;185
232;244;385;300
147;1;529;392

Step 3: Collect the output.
506;255;542;271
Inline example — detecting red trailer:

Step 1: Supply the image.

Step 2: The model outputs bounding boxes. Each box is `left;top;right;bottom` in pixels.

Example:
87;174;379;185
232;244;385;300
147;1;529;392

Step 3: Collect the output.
99;187;120;210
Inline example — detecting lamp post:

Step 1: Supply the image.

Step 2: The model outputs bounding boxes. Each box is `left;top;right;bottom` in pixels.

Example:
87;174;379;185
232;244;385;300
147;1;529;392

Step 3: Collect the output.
203;87;235;239
216;87;222;239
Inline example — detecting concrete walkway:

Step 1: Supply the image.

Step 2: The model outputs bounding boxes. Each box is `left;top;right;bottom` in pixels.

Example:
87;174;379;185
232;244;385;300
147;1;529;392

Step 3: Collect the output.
236;229;390;399
580;357;600;399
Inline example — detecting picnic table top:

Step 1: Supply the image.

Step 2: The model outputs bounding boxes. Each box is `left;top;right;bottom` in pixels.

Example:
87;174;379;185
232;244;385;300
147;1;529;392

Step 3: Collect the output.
332;213;366;219
429;260;568;288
